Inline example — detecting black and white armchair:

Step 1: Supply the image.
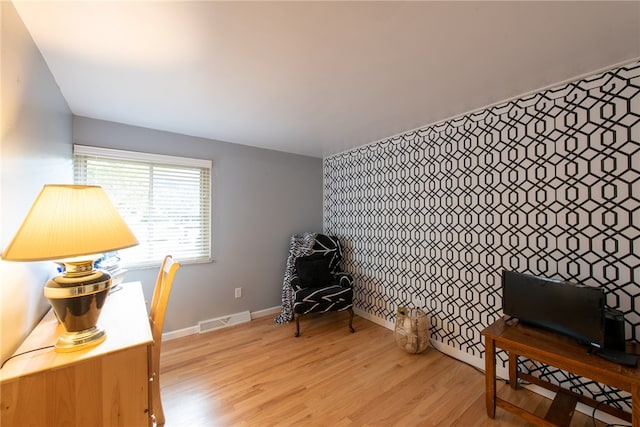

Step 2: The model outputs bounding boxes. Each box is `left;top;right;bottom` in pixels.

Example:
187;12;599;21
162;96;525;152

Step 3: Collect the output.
290;234;355;337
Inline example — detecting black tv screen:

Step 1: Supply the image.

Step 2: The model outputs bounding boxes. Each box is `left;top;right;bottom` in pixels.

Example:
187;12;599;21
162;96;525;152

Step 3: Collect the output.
502;270;605;348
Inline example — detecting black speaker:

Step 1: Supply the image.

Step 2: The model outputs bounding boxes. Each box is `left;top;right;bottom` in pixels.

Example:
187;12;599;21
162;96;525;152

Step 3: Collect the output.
604;308;626;351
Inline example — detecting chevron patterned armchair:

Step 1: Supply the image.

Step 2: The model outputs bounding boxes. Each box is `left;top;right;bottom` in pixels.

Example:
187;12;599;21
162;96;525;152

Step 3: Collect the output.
291;234;355;337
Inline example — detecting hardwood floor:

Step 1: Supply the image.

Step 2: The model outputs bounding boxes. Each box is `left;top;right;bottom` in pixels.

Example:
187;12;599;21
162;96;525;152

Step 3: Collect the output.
160;313;606;426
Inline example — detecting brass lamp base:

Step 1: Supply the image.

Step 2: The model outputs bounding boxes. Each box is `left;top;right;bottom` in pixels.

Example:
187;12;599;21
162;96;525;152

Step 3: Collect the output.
44;258;112;353
55;326;107;352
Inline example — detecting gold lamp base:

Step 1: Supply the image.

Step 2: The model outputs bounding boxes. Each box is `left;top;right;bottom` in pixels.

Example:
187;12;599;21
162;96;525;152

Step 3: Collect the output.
55;326;107;352
44;258;112;353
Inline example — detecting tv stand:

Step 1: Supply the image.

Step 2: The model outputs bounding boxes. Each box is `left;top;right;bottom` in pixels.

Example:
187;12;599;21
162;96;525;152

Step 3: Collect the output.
596;347;639;367
482;317;640;426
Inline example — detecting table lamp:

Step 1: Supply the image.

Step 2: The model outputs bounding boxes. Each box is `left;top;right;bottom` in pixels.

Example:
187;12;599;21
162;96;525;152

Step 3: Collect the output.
1;185;138;352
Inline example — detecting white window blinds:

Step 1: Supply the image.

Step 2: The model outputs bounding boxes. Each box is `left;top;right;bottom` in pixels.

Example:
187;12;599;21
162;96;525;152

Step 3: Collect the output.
74;145;212;268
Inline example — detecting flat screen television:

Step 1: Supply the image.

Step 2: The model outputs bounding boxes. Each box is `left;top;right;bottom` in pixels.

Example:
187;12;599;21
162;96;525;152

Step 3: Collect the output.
502;270;606;349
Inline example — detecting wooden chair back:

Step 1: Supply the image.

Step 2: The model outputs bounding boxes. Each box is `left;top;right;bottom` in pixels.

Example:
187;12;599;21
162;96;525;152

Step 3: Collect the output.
149;255;180;426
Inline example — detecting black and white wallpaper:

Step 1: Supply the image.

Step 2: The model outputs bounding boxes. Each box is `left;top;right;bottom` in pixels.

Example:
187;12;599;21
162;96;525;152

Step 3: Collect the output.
324;60;640;410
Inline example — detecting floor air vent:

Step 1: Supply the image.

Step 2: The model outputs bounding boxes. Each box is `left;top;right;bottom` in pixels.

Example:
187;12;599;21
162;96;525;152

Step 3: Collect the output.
198;311;251;333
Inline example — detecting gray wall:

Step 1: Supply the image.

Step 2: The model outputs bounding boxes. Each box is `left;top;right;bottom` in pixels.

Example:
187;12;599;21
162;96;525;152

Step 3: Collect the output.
1;0;322;359
73;117;323;333
0;2;72;362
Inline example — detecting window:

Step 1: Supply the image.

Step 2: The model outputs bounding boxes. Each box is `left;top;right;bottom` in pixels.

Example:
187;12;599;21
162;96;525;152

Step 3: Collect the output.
74;145;211;268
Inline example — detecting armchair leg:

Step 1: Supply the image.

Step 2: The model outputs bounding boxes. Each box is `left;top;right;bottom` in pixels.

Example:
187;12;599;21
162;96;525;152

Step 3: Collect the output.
348;308;355;333
294;314;300;337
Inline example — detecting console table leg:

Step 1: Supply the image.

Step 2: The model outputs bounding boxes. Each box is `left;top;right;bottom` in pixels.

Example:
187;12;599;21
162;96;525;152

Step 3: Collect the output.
485;337;497;418
509;352;518;390
633;384;640;427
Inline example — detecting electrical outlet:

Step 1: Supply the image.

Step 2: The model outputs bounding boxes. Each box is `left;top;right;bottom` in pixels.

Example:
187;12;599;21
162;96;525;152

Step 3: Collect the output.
235;287;242;299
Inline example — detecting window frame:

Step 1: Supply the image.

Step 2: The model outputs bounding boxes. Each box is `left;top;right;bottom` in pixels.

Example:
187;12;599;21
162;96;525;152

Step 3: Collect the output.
73;144;212;269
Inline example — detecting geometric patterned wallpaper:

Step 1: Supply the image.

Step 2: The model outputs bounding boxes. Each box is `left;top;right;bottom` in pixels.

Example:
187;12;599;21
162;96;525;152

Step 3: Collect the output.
324;60;640;410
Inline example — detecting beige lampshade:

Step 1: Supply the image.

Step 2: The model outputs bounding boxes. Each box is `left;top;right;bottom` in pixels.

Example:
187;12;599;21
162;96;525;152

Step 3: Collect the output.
1;184;138;261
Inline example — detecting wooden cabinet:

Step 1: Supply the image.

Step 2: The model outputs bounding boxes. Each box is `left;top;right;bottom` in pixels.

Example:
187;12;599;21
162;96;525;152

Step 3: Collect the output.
1;281;153;427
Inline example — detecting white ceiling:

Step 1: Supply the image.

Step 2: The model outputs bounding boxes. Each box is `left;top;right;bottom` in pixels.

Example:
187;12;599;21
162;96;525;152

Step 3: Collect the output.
13;1;640;158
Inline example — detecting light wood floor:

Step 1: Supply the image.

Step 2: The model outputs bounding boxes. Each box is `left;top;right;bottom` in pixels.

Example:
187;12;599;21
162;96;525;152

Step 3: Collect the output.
160;312;606;426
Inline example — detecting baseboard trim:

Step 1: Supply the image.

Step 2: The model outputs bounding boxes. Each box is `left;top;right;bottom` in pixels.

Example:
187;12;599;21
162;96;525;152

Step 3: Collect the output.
251;306;281;319
354;308;496;375
162;326;199;341
354;307;394;329
198;311;252;333
162;306;282;341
